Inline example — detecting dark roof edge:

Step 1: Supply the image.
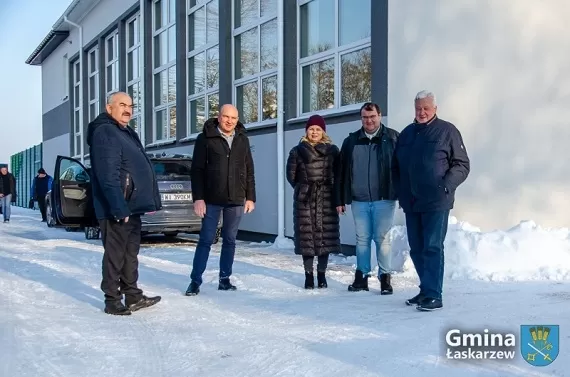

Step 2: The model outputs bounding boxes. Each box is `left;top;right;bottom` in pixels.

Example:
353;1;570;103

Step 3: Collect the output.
25;30;69;65
24;0;92;66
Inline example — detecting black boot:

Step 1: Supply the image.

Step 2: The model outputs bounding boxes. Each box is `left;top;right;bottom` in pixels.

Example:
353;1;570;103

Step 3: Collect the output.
126;295;161;312
317;271;327;288
104;301;131;316
185;282;200;296
348;270;369;292
405;293;424;306
218;278;237;291
305;271;314;289
416;297;443;311
379;273;393;295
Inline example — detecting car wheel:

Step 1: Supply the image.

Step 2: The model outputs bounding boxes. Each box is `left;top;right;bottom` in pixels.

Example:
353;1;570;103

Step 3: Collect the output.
46;202;55;228
213;228;221;244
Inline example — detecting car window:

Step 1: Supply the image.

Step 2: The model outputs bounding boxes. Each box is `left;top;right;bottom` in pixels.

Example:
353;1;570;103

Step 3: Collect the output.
59;160;90;183
152;160;191;181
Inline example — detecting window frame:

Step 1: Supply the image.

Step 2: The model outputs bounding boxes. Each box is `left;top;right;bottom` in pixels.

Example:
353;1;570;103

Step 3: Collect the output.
296;0;372;117
87;46;99;123
151;0;177;143
231;0;279;127
72;60;81;159
104;30;120;98
186;0;220;137
126;12;143;136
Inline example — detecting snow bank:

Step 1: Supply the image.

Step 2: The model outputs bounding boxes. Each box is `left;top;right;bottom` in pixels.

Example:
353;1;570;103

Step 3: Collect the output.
268;216;570;282
395;217;570;281
268;236;295;250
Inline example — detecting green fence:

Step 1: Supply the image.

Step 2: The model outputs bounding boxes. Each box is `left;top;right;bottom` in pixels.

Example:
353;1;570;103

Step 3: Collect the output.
10;143;42;208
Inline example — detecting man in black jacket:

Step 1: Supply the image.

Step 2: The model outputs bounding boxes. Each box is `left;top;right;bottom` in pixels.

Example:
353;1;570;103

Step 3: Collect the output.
393;90;470;311
335;103;399;294
0;166;16;222
31;168;53;222
185;104;256;296
87;91;162;315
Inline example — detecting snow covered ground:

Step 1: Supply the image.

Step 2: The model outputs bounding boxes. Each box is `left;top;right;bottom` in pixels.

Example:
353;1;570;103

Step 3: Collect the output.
0;206;569;377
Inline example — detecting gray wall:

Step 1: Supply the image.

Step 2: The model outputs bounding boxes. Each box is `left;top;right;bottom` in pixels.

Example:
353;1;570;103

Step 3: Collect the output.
43;134;71;176
42;101;71;141
387;0;570;230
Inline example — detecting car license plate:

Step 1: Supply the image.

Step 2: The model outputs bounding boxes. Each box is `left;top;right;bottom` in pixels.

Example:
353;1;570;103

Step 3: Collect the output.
161;193;192;201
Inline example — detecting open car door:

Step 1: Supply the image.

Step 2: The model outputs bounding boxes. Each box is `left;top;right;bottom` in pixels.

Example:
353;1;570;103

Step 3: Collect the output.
52;155;97;228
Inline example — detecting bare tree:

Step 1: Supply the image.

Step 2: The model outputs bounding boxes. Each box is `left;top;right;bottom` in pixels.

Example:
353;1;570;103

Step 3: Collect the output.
236;0;258;28
341;47;371;106
205;49;219;89
303;43;334;112
262;76;277;120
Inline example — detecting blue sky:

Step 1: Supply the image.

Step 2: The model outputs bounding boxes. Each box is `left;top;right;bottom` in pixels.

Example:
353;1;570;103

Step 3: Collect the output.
0;0;71;166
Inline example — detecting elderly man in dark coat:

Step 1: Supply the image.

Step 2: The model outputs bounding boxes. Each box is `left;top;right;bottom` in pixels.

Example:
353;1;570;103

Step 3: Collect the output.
87;91;162;315
393;90;470;311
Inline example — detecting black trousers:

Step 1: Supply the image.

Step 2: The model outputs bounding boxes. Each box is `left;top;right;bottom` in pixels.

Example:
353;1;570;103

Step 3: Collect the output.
37;196;47;220
99;215;143;304
302;254;329;273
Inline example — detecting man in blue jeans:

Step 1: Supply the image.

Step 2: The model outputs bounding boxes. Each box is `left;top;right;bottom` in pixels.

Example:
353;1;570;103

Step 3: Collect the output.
335;102;400;294
185;104;256;296
0;166;16;223
393;90;470;311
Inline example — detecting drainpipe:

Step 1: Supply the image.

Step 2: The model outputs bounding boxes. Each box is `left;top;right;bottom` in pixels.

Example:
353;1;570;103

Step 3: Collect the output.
138;0;146;147
63;15;84;164
275;0;285;242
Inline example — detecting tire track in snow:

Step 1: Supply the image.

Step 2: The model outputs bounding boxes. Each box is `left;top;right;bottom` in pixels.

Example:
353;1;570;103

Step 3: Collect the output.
0;271;69;377
0;277;22;377
0;240;162;377
121;313;166;377
2;246;166;376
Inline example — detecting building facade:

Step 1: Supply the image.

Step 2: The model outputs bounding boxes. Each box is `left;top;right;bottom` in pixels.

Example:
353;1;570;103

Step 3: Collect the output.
27;0;570;243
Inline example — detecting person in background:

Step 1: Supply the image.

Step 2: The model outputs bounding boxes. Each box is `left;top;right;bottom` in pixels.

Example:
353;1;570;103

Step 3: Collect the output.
392;90;470;311
185;104;256;296
31;168;53;222
0;166;16;223
335;103;400;294
87;91;162;316
286;115;340;289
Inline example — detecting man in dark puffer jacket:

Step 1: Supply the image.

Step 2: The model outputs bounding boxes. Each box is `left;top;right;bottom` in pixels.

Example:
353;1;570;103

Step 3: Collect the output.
87;91;162;316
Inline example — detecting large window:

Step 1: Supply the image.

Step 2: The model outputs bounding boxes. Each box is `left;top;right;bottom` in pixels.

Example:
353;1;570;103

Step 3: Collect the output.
72;60;81;157
126;13;143;134
298;0;371;114
233;0;278;125
105;31;119;97
187;0;219;135
152;0;177;142
87;46;99;122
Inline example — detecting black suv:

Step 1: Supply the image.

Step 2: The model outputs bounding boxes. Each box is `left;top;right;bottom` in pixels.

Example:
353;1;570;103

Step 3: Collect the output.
45;154;221;242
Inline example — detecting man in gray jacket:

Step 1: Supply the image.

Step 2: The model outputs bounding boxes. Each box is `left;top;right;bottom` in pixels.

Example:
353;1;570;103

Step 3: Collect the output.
335;102;399;293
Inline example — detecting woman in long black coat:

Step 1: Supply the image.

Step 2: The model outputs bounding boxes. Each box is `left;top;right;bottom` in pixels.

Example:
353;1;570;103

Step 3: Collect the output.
286;114;341;289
